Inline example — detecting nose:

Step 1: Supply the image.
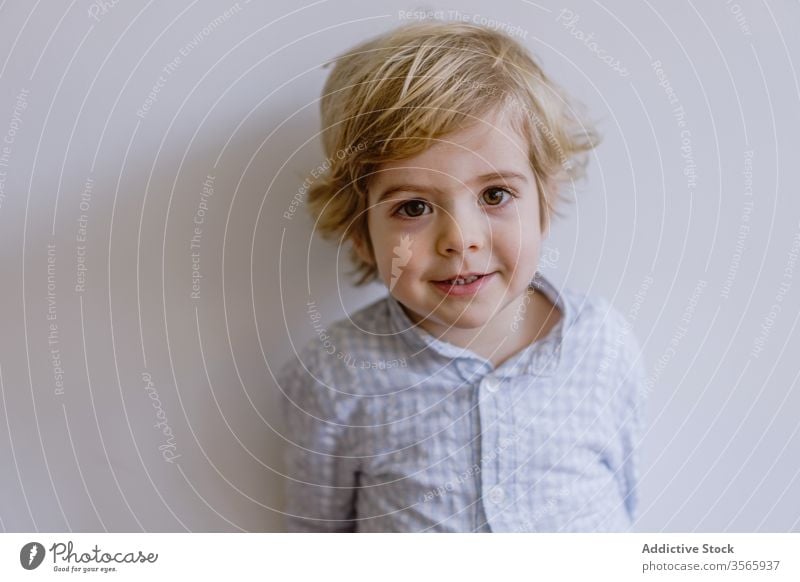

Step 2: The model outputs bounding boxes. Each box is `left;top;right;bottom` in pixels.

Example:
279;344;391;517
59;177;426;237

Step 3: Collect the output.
435;205;487;257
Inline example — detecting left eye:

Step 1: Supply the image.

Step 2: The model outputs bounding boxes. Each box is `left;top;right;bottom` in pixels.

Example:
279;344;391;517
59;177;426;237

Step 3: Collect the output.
482;187;511;206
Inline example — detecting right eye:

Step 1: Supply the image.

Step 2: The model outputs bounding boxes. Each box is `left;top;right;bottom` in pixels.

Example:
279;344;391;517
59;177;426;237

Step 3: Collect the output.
395;199;431;218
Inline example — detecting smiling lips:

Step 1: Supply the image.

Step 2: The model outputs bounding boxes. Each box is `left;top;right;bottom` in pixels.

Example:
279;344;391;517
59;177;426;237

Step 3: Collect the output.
439;272;485;285
431;271;496;296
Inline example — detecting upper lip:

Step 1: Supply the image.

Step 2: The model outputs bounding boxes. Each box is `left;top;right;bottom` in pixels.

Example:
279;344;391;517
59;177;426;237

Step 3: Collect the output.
434;272;491;282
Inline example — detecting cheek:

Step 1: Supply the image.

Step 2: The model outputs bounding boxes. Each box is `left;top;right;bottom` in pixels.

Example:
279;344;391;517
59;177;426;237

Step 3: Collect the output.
493;223;536;252
371;229;425;282
491;220;542;274
365;213;393;265
500;199;542;245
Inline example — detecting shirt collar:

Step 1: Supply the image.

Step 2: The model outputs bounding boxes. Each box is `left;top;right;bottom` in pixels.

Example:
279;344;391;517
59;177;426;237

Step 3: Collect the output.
385;272;572;378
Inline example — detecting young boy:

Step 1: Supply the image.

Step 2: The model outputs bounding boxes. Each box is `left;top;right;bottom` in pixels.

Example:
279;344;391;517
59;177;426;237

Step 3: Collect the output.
277;20;647;532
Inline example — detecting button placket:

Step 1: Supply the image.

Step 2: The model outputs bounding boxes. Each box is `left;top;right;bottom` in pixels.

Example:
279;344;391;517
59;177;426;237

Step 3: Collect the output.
454;358;481;382
482;375;501;393
477;374;501;530
488;486;505;505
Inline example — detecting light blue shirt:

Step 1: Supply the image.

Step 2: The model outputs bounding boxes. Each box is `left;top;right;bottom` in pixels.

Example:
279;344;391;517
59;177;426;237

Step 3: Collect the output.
277;273;647;532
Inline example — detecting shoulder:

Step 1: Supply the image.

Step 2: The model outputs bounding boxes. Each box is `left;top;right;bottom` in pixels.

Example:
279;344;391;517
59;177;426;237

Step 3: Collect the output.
557;285;617;339
281;295;392;368
329;294;395;345
319;295;397;371
559;287;648;427
560;285;645;373
276;295;395;411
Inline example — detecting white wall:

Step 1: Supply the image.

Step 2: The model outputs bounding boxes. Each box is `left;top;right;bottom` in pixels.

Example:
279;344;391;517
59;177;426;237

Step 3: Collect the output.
0;0;798;532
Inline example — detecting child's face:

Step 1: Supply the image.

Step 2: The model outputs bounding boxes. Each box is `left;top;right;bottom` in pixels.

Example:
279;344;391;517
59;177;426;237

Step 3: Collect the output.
362;107;546;333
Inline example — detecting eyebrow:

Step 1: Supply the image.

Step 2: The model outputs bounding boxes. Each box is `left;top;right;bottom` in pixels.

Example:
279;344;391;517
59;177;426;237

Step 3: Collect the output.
374;170;529;204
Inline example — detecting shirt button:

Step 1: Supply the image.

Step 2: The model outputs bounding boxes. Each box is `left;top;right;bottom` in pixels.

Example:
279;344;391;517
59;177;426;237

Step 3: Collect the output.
488;486;505;505
483;376;501;393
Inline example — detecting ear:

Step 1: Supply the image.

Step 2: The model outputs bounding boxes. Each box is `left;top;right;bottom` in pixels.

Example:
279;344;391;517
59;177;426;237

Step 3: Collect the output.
352;231;375;266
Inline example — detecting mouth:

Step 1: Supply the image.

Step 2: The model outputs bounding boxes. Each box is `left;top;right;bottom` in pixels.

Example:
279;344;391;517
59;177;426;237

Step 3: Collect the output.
431;271;496;296
436;272;486;285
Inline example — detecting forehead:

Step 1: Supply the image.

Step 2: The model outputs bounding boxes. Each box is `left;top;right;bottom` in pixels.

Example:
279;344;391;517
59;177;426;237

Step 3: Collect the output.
370;108;532;187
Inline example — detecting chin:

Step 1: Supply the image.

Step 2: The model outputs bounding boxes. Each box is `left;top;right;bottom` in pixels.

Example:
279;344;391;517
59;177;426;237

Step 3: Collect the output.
433;306;495;330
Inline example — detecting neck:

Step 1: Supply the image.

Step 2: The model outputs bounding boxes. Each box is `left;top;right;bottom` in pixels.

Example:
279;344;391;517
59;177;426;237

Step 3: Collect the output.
406;286;561;368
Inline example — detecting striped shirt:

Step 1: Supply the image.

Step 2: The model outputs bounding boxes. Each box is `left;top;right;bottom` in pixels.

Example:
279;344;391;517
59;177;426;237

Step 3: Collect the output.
277;273;647;532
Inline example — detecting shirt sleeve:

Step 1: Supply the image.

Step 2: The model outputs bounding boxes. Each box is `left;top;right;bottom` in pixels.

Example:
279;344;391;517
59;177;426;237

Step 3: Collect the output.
277;344;361;532
613;310;648;523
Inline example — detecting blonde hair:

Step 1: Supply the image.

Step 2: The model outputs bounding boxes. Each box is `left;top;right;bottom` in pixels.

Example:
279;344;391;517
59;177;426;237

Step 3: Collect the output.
306;20;599;285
